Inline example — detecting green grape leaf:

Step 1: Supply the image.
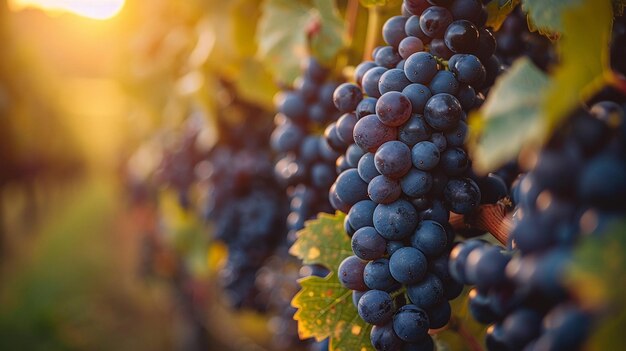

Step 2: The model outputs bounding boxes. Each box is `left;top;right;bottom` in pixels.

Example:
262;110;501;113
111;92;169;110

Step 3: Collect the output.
256;0;346;84
292;273;373;351
486;0;521;31
468;58;549;173
359;0;402;8
566;220;626;350
290;212;374;351
311;0;346;66
256;0;312;84
521;0;581;36
290;211;352;272
435;287;488;351
542;0;613;128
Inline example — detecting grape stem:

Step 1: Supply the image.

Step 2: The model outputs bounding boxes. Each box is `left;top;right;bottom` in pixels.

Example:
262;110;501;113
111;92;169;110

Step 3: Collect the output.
344;0;359;47
449;200;513;245
363;6;382;61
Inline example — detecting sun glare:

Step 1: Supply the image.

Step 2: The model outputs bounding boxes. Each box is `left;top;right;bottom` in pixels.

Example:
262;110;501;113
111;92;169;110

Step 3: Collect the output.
9;0;126;20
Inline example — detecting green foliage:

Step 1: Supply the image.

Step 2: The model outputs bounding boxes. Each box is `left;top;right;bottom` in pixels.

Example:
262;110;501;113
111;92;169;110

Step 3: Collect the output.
290;211;353;270
311;0;346;66
521;0;582;36
567;221;626;350
471;0;613;173
292;274;374;351
469;58;549;173
256;0;345;85
291;212;374;351
543;0;613;128
486;0;521;31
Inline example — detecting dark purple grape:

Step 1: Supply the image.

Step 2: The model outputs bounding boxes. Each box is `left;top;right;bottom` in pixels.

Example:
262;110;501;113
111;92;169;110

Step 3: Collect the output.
353;114;398;152
419;6;453;38
444;20;479;54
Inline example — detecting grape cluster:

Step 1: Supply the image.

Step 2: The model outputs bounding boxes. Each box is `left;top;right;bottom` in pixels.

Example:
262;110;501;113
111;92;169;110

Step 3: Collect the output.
449;101;626;350
493;7;555;71
325;0;509;349
204;86;289;310
272;58;342;243
153;118;208;209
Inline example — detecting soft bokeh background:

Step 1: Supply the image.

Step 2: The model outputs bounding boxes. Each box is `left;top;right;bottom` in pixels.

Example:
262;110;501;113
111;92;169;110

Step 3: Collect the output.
0;1;264;349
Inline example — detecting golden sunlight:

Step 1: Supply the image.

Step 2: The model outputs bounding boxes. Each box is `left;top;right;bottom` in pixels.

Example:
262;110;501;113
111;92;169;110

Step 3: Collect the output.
9;0;125;20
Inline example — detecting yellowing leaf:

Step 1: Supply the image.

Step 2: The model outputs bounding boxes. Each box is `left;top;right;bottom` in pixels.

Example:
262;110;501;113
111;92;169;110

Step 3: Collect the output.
292;273;374;351
486;0;521;31
290;211;353;272
542;0;613;128
359;0;402;8
469;58;549;173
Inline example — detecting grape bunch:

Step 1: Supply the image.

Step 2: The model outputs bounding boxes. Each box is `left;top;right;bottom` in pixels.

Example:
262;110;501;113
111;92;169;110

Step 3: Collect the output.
203;85;289;311
272;58;342;244
493;7;556;71
449;101;626;351
153;118;208;209
324;0;508;349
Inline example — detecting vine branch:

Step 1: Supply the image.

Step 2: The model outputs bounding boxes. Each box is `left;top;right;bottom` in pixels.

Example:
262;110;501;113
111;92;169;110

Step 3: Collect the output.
449;200;514;245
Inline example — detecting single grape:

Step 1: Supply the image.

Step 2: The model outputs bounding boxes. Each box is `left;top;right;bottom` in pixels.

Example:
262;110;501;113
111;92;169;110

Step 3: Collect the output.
358;152;381;182
383;16;409;48
392;304;430;343
364;258;401;291
338;255;368;290
333;83;363;113
411;141;440;170
347;199;377;230
379;69;412;95
352;226;388;260
400;168;433;197
362;66;388;98
444;20;479;54
428;70;459;95
369;175;402;204
373;200;419;240
406;273;444;309
334;168;369;206
424;93;463;131
376;91;413;127
389;246;428;284
399;36;425;59
353;114;398;152
404;52;439;84
443;177;481;214
419;6;453;38
358;290;395;325
410;220;448;257
374;141;413;178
